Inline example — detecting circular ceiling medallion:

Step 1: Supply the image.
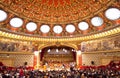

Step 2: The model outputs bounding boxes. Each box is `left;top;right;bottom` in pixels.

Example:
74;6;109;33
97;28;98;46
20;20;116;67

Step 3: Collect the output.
0;10;7;22
40;25;50;33
91;17;104;27
10;17;23;28
53;25;63;34
78;22;89;30
105;8;120;20
26;22;37;32
66;24;75;33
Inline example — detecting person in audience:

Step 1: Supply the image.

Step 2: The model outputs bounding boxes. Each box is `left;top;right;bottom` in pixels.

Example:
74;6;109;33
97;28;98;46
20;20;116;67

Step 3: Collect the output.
0;61;120;78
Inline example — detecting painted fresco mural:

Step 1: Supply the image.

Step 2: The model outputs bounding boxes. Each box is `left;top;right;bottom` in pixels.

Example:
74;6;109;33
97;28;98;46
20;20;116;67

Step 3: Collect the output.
81;36;120;52
0;39;36;52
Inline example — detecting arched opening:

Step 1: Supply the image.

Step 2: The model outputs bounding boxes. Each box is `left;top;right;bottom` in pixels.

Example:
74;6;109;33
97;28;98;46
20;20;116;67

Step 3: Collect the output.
40;46;76;70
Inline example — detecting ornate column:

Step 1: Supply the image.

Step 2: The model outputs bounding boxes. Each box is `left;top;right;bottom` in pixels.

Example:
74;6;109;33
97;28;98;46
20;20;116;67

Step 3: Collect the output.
34;51;40;69
76;50;82;67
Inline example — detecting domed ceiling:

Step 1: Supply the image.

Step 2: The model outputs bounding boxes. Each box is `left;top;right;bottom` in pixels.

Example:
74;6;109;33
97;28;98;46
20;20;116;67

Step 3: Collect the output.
0;0;120;42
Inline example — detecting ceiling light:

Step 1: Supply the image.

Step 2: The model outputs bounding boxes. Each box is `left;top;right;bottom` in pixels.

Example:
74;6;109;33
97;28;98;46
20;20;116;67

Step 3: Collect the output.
63;48;65;51
91;17;104;26
105;8;120;20
53;25;63;34
47;49;51;52
10;17;23;28
64;50;67;53
56;49;59;52
78;22;89;30
26;22;37;32
40;25;50;33
66;24;75;33
0;10;7;22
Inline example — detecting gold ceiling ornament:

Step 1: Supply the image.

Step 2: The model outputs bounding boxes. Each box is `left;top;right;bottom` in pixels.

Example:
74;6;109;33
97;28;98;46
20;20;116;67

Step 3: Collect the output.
0;25;120;43
0;0;115;24
38;41;78;50
0;0;120;40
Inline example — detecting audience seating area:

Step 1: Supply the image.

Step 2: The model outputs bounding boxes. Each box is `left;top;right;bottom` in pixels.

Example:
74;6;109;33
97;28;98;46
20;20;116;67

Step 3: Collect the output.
0;61;120;78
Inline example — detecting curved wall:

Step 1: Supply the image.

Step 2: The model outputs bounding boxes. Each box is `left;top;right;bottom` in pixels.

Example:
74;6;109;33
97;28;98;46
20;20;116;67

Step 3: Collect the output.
81;35;120;66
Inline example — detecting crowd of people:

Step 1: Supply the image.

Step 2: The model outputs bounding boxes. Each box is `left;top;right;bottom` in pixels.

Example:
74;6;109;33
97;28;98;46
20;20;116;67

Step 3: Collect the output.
0;61;120;78
0;66;120;78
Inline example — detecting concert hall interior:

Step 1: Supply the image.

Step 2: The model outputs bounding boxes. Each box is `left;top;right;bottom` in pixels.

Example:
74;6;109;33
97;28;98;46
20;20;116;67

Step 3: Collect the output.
0;0;120;78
